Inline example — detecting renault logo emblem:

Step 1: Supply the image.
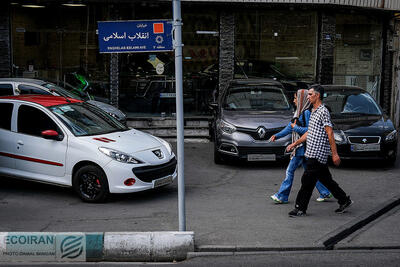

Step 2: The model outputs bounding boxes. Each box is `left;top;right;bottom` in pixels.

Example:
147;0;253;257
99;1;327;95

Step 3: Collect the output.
152;149;164;159
257;127;267;139
362;138;367;143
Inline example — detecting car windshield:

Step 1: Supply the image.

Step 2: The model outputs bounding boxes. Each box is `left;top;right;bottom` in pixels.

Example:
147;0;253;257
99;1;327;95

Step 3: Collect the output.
49;103;128;136
223;86;290;111
324;90;382;116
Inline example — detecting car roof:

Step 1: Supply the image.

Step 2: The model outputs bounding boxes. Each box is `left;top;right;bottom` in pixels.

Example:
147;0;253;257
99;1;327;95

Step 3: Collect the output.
321;85;365;92
229;78;284;87
0;78;47;85
0;95;83;107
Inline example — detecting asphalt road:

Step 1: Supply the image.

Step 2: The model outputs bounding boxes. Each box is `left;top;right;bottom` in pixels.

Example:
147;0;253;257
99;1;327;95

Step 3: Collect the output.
0;142;399;251
1;250;400;266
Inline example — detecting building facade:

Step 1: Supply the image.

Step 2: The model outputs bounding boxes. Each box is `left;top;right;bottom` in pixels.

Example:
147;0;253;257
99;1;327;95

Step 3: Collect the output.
1;0;399;126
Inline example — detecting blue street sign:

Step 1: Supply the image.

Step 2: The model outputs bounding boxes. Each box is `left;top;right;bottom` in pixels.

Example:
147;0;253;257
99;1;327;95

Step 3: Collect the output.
97;20;173;53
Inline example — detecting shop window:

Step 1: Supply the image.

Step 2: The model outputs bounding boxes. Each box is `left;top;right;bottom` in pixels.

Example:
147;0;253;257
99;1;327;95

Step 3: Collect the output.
333;14;382;101
24;32;40;46
235;10;317;82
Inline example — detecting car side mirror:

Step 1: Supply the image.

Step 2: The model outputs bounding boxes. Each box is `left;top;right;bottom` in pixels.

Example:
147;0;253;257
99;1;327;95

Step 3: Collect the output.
208;102;218;110
41;130;63;141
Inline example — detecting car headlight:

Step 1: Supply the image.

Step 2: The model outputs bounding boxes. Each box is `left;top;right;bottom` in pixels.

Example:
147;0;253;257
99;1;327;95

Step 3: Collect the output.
154;136;173;155
385;130;397;142
334;130;346;145
219;120;236;134
98;147;143;164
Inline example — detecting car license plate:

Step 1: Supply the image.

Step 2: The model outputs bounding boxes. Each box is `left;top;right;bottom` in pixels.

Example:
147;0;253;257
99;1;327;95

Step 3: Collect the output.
247;154;276;161
350;143;380;152
154;175;173;188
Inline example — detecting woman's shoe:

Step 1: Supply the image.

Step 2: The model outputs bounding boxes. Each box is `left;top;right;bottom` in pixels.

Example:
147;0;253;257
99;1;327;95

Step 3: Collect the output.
270;195;287;204
316;193;333;202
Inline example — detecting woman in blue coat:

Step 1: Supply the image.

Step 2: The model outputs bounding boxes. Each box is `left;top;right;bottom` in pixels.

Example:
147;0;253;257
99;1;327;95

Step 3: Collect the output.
270;89;332;204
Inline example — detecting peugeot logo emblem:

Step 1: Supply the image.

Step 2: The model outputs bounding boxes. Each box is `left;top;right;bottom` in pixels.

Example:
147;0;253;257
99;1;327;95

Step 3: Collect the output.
362;138;367;143
257;127;267;139
152;149;164;159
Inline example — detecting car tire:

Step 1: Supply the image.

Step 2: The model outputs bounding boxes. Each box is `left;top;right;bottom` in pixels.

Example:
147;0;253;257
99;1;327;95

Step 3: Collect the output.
386;155;397;166
73;165;110;203
214;144;224;164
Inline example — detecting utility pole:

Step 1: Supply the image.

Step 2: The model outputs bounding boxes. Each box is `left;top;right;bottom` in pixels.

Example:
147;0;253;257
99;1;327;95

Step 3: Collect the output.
173;0;186;231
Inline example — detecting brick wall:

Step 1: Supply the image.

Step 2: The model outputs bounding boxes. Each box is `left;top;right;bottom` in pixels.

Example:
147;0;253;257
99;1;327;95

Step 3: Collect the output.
0;4;11;77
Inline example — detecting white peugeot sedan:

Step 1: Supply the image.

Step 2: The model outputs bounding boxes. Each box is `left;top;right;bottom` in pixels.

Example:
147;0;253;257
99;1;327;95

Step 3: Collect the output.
0;95;177;202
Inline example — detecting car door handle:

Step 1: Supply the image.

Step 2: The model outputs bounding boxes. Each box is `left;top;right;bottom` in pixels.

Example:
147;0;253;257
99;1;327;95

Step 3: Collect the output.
17;140;24;146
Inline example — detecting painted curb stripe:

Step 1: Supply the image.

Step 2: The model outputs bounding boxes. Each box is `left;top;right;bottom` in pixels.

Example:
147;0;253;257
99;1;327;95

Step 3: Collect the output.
0;232;194;262
85;233;103;261
0;152;63;167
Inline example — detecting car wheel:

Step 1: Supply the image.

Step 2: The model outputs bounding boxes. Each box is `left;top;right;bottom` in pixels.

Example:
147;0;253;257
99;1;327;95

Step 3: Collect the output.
214;143;224;164
386;154;397;166
209;121;215;142
73;165;109;203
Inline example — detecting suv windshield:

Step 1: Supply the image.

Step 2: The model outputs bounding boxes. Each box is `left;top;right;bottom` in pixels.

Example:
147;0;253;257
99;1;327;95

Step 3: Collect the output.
49;103;128;136
324;90;381;116
223;86;290;111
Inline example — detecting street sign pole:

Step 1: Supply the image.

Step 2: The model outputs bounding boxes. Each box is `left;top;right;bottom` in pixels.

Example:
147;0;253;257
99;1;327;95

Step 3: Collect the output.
172;0;186;231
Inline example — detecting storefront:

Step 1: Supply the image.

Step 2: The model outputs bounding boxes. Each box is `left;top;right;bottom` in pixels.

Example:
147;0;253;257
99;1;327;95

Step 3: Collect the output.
3;1;398;119
334;13;383;101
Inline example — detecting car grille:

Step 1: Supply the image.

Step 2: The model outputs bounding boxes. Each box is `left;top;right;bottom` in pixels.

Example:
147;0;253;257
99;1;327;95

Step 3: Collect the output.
238;146;286;156
132;157;177;183
348;136;380;144
236;126;284;141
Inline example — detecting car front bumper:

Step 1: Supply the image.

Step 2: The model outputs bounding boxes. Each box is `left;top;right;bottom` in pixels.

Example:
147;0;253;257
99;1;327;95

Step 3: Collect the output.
336;140;397;160
103;155;177;193
216;130;291;161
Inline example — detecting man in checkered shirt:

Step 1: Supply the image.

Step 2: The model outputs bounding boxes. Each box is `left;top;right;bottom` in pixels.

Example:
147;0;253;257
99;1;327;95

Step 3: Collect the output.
286;85;353;217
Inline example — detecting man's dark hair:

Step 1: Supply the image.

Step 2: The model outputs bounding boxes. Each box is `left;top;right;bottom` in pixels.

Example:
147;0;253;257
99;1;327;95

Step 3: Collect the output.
309;84;324;100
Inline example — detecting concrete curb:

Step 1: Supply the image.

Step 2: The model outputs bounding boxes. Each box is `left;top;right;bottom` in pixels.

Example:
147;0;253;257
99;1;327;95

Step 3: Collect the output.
196;244;324;252
0;231;194;262
321;195;400;249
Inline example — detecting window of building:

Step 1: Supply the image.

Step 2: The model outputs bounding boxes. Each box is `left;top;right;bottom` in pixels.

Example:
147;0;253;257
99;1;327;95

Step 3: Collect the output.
235;9;318;82
333;14;383;101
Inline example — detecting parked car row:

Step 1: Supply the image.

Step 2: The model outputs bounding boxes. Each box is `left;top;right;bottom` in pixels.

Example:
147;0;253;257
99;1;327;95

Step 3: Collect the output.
0;77;397;203
209;79;398;165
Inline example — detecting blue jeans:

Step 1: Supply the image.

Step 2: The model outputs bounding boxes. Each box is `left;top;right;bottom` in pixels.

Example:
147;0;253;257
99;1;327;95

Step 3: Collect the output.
274;156;331;202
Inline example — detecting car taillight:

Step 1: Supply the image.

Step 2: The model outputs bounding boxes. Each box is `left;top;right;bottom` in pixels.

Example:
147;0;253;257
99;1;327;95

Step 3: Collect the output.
124;178;136;186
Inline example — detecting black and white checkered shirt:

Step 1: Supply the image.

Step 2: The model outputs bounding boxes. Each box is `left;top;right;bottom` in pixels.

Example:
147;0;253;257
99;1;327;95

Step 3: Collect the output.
305;104;333;164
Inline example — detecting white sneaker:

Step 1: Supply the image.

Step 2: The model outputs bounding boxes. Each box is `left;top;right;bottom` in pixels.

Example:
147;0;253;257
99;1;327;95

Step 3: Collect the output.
316;193;333;202
270;195;287;204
